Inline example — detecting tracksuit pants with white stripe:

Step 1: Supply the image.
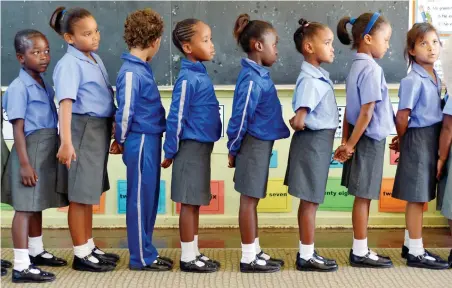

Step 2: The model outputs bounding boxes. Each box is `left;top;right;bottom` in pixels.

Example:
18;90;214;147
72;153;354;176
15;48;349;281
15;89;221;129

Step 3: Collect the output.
123;132;161;268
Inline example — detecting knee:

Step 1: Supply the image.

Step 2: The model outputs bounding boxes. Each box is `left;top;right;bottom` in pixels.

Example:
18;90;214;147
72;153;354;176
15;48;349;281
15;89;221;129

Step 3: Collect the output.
240;195;259;209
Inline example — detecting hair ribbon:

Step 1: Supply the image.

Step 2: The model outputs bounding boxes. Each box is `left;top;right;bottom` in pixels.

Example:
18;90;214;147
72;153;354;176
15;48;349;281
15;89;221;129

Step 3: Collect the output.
362;12;380;38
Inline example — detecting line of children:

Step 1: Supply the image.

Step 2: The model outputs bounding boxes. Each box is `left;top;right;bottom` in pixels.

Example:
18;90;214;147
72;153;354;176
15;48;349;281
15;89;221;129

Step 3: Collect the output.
1;7;452;281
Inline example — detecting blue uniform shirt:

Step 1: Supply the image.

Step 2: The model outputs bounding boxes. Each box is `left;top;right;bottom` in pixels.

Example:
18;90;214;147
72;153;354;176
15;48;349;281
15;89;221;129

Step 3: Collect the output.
2;69;57;137
115;53;166;144
164;59;222;159
345;53;395;141
443;92;452;116
398;62;442;128
227;58;290;156
292;61;339;130
53;45;115;118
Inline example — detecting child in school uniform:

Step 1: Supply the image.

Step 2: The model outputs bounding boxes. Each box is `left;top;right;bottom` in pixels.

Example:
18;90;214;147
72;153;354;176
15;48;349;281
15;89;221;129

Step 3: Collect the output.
284;18;339;272
334;12;394;268
392;23;449;270
2;29;69;283
113;9;173;272
50;6;118;272
1;111;12;277
227;14;290;273
162;18;221;273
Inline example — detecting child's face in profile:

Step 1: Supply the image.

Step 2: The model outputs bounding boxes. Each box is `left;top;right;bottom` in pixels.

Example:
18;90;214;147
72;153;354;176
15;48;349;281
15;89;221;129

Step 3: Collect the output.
188;21;215;62
18;36;50;73
65;16;100;53
309;27;335;64
369;22;392;59
260;29;279;67
411;30;441;65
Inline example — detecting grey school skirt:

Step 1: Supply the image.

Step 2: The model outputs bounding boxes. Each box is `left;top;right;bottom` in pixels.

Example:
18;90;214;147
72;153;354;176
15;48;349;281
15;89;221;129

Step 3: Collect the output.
341;125;385;200
437;145;452;220
171;140;214;206
284;129;335;204
234;134;274;199
2;128;68;211
392;124;441;203
57;114;111;205
1;130;10;202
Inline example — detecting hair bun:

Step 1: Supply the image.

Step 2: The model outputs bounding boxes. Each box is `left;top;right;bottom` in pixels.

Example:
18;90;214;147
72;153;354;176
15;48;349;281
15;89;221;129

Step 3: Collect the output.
298;18;309;27
233;13;251;41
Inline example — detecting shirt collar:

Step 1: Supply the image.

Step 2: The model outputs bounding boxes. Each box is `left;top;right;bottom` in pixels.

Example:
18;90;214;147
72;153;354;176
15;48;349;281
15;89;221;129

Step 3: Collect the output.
121;52;153;73
19;68;40;87
241;58;270;77
301;61;331;80
181;58;207;73
353;52;377;63
67;45;98;64
411;62;441;87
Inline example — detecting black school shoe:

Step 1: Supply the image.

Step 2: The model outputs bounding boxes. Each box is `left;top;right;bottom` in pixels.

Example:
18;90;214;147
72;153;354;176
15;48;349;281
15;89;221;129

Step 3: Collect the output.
240;259;281;273
314;251;337;265
197;254;221;268
257;251;285;267
1;267;7;276
92;246;120;263
401;245;442;261
1;259;12;269
92;253;117;267
30;251;67;267
406;253;449;270
349;249;393;268
180;260;218;273
12;265;55;283
72;255;115;272
129;259;172;272
296;252;338;272
158;256;174;266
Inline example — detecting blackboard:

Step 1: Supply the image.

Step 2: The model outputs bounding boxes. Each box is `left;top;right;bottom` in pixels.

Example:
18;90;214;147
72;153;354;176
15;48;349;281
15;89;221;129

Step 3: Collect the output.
1;1;409;86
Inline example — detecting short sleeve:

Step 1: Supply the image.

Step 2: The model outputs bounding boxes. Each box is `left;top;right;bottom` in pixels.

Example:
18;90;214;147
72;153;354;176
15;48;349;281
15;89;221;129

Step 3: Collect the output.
293;78;322;113
53;57;81;103
3;82;27;122
443;94;452;116
358;66;383;104
398;76;420;111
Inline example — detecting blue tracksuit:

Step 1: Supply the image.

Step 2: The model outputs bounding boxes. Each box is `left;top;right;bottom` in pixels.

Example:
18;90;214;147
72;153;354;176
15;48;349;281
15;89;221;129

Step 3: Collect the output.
163;59;222;159
115;53;166;268
227;58;289;156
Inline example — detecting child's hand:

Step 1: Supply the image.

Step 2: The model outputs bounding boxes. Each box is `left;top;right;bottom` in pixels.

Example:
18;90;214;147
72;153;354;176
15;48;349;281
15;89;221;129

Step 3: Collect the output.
228;154;236;168
161;158;173;169
20;163;38;187
333;144;354;163
289;116;305;131
437;159;446;180
109;140;123;154
389;136;400;152
57;142;77;169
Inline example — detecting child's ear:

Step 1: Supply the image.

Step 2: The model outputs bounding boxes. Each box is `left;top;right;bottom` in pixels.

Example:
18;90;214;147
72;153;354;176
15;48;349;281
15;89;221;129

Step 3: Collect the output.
253;40;263;52
304;41;314;54
408;48;416;58
63;33;74;45
363;34;372;45
182;42;192;54
151;37;162;48
16;53;25;65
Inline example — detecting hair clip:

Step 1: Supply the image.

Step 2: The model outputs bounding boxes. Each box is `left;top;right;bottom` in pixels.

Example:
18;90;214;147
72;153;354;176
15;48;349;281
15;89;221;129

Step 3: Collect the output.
304;22;310;27
350;17;357;25
62;9;67;15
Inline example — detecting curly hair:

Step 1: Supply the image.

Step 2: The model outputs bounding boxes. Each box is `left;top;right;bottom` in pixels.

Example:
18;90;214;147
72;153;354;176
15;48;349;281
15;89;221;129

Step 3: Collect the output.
124;9;164;50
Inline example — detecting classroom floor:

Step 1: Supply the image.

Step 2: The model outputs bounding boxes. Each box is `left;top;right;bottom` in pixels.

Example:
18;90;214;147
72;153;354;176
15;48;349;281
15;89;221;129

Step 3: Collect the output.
1;228;452;287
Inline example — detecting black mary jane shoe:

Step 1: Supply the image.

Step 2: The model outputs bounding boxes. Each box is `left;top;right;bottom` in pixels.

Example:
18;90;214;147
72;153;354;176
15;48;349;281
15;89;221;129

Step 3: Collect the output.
180;260;218;273
240;259;281;273
1;267;7;276
30;251;67;267
349;249;393;269
158;256;174;266
72;255;115;273
1;259;12;269
401;245;442;261
12;265;55;283
407;253;449;270
92;246;120;263
296;253;338;272
257;251;284;267
314;251;337;265
129;259;172;272
92;253;117;267
197;254;221;268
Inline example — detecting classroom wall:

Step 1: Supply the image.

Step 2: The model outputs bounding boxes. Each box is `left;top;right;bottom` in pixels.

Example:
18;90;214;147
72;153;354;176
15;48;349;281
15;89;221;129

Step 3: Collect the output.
1;87;449;228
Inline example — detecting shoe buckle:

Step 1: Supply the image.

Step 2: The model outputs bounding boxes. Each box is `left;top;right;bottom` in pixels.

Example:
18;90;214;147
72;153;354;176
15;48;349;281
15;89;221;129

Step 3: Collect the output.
309;258;316;264
417;255;424;261
23;268;30;274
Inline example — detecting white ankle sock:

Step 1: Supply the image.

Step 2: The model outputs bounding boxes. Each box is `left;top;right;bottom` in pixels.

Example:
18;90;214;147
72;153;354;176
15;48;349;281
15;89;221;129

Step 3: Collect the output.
352;238;369;257
74;243;98;263
14;249;38;274
408;238;425;257
181;241;204;267
28;235;51;258
404;230;410;247
241;243;265;265
88;238;105;255
254;238;270;260
194;235;201;256
299;242;315;261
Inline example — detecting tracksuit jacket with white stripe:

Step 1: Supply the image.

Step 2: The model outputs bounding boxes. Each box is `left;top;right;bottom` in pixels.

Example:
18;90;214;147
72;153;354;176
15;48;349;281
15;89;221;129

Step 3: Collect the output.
115;53;166;144
227;58;290;156
163;58;222;159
